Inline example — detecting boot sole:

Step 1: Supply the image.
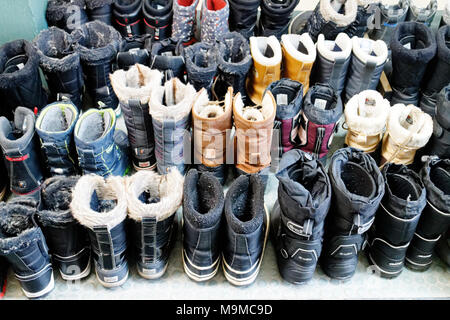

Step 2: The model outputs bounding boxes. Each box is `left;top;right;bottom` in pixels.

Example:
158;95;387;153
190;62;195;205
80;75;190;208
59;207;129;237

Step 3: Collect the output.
60;259;92;281
137;263;168;280
222;205;270;287
404;257;432;272
132;162;157;172
367;253;402;279
96;270;129;288
182;249;220;282
22;273;55;299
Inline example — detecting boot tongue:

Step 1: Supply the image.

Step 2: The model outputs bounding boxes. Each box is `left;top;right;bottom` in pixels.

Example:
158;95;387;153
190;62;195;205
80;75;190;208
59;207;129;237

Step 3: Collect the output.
90;190;117;213
164;79;177;106
341;161;376;199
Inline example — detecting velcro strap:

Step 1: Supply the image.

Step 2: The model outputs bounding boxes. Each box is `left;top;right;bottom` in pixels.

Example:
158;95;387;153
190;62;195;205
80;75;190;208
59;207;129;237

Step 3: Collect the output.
141;217;157;263
281;214;314;238
93;225;115;269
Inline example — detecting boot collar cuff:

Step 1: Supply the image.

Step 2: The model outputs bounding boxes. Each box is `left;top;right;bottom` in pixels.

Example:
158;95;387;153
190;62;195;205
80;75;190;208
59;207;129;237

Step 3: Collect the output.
35;101;79;136
436;85;450;130
46;0;86;22
352;37;388;66
0;107;36;152
303;84;343;124
217;32;252;74
320;0;358;27
71;175;128;230
86;0;114;10
233;91;276;126
126;169;183;222
249;36;282;67
192;88;233;121
0;227;42;254
184;42;218;75
281;33;316;64
436;26;450;63
421;158;450;212
317;33;352;62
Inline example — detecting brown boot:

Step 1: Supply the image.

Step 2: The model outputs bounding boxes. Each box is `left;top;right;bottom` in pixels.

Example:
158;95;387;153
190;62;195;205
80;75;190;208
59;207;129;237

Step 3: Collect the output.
192;87;233;184
233;90;276;181
281;33;316;94
246;36;282;104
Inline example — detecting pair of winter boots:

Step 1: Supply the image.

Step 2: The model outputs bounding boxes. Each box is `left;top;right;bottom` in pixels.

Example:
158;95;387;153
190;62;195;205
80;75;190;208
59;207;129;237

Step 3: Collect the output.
182;169;268;286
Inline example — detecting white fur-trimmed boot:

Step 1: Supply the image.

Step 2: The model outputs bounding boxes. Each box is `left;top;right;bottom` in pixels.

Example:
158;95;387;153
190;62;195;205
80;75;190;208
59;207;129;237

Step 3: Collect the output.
344;90;390;154
126;168;184;279
381;104;433;166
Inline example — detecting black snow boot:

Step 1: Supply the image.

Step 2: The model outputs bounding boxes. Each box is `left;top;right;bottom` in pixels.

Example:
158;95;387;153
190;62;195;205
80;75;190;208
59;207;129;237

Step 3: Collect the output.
86;0;114;25
350;0;380;38
321;147;385;280
424;85;450;159
72;21;122;110
46;0;89;32
113;0;143;37
0;197;54;299
34;27;84;109
272;149;331;284
389;22;437;106
406;157;450;271
116;34;152;70
142;0;174;41
257;0;300;39
182;169;224;282
37;176;91;281
420;25;450;116
184;42;218;96
228;0;261;39
435;229;450;267
149;37;186;82
0;40;47;119
213;32;252;101
368;163;426;278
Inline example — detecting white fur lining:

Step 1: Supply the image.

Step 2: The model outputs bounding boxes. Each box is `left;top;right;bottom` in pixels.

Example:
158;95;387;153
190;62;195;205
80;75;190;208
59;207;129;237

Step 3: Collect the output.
317;33;352;61
126;169;184;222
281;34;317;64
320;0;358;26
192;88;232;120
149;78;196;122
249;36;282;67
387;104;433;148
352;37;388;66
70;175;127;230
233;92;275;122
110;64;163;104
345;90;390;135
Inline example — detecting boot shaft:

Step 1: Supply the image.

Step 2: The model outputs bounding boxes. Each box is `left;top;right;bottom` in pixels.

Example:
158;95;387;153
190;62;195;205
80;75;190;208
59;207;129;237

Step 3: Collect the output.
35;101;79;176
185;42;218;95
426;85;450;158
116;35;152;70
143;0;173;41
228;0;260;38
46;0;89;32
149;37;186;82
86;0;114;25
201;0;230;45
113;0;143;37
172;0;199;44
257;0;299;39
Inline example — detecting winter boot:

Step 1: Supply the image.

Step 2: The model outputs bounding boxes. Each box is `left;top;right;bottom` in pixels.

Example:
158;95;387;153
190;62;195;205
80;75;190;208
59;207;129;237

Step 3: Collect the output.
192;87;233;184
182;169;224;281
297;83;343;162
46;0;89;32
389;22;437;106
246;36;282;105
0;198;54;299
86;0;114;25
381;104;433;166
233;91;276;184
113;0;143;37
271;149;332;284
228;0;261;39
142;0;173;41
405;157;450;271
35;101;80;176
72;21;122;110
407;0;437;26
368;163;426;278
302;0;358;43
0;107;44;197
185;42;218;96
280;34;316;94
200;0;230;45
257;0;299;39
344;36;388;102
321;147;384;280
37;176;91;281
213;32;252;102
127;169;183;279
223;174;269;286
0;256;6;298
116;34;152;70
435;229;450;267
368;0;410;45
71;174;129;287
172;0;200;45
420;26;450;116
34;27;84;109
0;40;47;119
425;85;450;159
149;78;196;175
344;90;390;154
111;64;162;171
149;37;186;82
350;0;380;37
265;79;303;156
74;108;129;177
311;33;352;96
